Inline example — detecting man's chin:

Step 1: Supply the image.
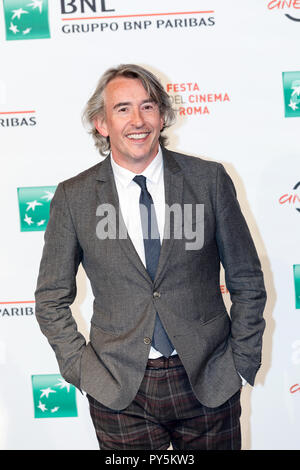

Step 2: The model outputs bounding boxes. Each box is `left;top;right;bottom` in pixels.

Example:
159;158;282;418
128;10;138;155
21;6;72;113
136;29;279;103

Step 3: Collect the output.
130;149;158;164
111;142;159;170
122;143;155;160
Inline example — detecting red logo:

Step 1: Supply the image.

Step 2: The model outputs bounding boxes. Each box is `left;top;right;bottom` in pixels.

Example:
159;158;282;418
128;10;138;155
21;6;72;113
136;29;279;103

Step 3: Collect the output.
290;383;300;393
279;182;300;213
267;1;300;21
166;82;230;116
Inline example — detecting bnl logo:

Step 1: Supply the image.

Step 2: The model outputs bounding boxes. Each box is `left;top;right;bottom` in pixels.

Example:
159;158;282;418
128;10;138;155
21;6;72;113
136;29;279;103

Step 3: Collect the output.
31;374;78;418
3;0;50;40
282;72;300;117
294;265;300;310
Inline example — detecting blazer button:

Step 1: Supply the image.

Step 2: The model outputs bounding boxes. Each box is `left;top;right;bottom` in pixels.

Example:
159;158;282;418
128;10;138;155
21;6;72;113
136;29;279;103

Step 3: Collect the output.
153;291;161;298
144;337;151;345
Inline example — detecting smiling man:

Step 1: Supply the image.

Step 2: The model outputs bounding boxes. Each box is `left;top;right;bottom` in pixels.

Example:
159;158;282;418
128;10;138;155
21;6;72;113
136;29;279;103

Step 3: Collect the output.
94;76;164;173
35;64;266;450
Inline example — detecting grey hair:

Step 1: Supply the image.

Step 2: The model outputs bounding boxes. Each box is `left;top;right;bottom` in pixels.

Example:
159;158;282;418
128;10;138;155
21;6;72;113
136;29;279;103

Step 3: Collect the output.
82;64;176;156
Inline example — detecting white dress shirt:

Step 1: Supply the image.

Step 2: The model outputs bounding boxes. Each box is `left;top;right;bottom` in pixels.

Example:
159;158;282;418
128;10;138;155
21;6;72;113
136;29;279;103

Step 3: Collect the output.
110;148;177;358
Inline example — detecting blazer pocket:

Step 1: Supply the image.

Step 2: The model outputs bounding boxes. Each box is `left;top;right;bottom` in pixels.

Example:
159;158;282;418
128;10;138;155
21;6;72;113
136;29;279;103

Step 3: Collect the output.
203;309;228;325
91;311;126;336
62;346;86;390
91;321;120;336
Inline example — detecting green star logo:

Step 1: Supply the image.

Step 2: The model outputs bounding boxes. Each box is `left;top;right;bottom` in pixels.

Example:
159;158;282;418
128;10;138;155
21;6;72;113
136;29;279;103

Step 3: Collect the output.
293;265;300;309
282;72;300;117
3;0;50;41
31;374;78;419
17;186;56;232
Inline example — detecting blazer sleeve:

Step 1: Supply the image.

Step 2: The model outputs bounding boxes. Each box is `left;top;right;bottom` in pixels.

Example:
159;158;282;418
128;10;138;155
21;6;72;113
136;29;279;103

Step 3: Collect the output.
215;164;266;386
35;182;86;389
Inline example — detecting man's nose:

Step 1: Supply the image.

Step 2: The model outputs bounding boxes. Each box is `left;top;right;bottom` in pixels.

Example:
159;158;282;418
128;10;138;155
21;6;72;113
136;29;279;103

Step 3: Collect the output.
131;107;144;127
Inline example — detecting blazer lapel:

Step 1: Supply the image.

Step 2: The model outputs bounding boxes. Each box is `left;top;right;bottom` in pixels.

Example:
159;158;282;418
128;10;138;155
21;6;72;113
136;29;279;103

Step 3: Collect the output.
154;148;184;284
95;156;152;284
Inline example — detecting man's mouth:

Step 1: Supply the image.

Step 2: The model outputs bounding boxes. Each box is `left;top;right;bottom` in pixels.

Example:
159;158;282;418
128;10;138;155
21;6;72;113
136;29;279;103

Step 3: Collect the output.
126;132;150;141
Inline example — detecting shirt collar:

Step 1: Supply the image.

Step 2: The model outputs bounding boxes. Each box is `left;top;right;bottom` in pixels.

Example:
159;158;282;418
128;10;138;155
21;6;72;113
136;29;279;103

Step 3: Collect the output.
110;147;163;188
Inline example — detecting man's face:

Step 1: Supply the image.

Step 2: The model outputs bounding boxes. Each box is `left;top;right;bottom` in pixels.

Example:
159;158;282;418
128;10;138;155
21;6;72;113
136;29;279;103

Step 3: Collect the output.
94;77;164;172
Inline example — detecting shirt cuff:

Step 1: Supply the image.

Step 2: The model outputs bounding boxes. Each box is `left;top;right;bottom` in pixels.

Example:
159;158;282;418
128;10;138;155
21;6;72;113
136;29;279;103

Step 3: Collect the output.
238;373;247;386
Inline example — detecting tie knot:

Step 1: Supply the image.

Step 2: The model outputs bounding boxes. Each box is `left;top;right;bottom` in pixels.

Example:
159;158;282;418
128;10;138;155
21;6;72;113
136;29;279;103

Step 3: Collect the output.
133;175;147;191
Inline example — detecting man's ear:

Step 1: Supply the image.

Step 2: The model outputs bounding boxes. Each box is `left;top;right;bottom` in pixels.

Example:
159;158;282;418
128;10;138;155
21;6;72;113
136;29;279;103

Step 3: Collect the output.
94;116;108;137
160;112;165;131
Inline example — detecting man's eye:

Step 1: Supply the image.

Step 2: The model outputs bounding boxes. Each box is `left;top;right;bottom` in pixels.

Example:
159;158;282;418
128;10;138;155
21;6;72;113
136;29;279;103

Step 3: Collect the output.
143;104;155;111
118;107;128;113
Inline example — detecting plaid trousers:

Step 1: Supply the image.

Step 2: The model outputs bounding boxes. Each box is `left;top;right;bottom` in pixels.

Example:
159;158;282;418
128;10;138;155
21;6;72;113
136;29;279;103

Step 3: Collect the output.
87;355;241;450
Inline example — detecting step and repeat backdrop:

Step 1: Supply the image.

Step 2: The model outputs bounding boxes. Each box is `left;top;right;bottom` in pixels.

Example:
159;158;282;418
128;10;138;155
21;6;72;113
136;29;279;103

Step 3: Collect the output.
0;0;299;450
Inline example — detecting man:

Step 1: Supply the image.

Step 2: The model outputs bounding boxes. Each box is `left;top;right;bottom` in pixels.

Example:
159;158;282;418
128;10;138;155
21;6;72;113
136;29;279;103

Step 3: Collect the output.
35;64;266;450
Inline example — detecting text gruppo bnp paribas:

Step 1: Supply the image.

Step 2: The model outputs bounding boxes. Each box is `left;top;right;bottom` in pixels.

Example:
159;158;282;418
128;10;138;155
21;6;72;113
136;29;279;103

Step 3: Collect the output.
60;0;215;34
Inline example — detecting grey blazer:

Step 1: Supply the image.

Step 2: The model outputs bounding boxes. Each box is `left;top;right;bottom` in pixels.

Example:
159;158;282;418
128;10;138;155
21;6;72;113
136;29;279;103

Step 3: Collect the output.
35;148;266;409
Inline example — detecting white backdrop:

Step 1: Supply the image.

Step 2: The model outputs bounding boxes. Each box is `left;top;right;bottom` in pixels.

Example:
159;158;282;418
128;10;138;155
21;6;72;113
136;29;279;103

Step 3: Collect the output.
1;0;300;450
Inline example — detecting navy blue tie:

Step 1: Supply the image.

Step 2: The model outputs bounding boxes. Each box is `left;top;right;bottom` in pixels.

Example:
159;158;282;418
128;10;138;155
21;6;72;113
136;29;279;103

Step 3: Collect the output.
133;175;174;358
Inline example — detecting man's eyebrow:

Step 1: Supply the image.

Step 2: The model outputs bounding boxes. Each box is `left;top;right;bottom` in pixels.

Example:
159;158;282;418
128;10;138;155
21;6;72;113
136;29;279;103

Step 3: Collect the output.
112;99;156;110
113;101;131;110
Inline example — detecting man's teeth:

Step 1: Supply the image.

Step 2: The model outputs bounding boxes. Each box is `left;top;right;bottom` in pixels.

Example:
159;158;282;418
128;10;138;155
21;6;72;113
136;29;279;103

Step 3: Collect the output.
127;133;148;139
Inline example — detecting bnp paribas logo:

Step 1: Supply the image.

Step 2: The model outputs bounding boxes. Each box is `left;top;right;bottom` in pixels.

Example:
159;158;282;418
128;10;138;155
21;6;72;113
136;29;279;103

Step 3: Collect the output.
294;265;300;310
31;374;78;418
17;186;56;232
282;72;300;118
3;0;50;41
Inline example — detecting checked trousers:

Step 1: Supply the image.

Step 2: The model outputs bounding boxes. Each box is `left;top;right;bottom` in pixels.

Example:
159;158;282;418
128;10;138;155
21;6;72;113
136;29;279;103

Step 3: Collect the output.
87;355;241;450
